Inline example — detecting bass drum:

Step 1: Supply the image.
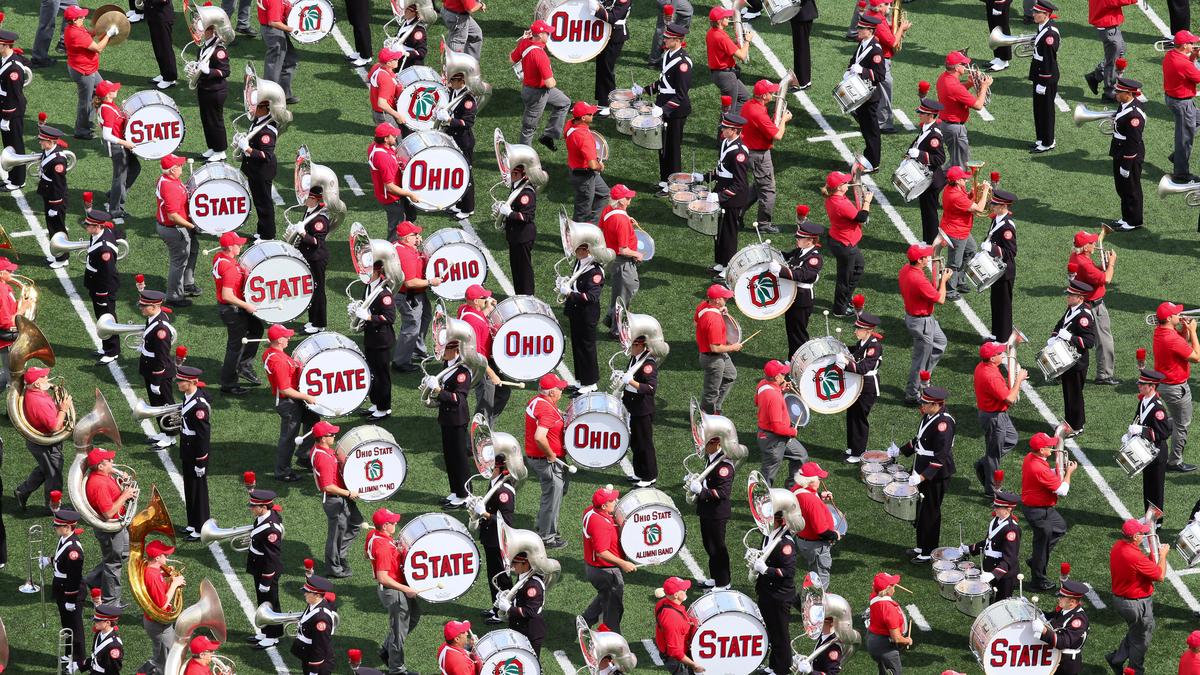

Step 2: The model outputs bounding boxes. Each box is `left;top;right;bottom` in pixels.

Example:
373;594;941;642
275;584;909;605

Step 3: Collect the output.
615;488;685;565
292;332;371;416
533;0;611;63
421;228;488;300
336;425;406;501
186;161;252;235
396;66;450;131
398;513;480;602
239;241;313;323
564;392;629;468
488;296;564;381
688;590;767;674
789;336;863;414
475;630;541;675
123;90;185;159
968;599;1059;675
286;0;335;43
397;131;471;212
726;243;796;320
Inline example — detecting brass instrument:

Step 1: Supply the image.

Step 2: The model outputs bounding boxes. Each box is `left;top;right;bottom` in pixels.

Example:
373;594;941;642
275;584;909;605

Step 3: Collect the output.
1052;424;1070;481
92;4;131;46
0;146;77;182
164;578;227;675
577;616;638;675
772;70;797;127
732;0;749;63
289;145;346;232
1157;174;1200;207
1096;223;1113;272
1003;327;1027;393
50;232;131;262
965;63;992;106
419;300;487;408
1072;104;1116;134
345;222;405;331
441;39;493;109
58;628;74;674
794;589;861;665
1145;308;1200;326
9;273;39;320
210;656;236;675
743;470;806;581
683;397;749;504
231;64;292;158
7;316;76;445
1142;504;1164;563
847;152;872;208
65;389;127;532
254;601;341;636
491;524;561;615
132;398;185;431
987;26;1037;58
97;312;146;349
490;128;549;230
199;517;285;552
1153;39;1179;52
182;4;235;90
890;1;906;53
967;160;991;203
19;522;48;630
129;487;185;625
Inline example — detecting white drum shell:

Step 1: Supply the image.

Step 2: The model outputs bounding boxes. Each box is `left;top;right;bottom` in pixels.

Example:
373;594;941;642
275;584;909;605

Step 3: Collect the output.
397;131;471;212
124;91;185;159
726;244;796;320
688;590;768;674
1117;434;1158;477
399;513;480;602
564;392;629;468
892;157;933;202
475;630;541;675
489;296;564;381
292;332;371;416
338;425;407;501
187;162;253;234
865;472;891;503
764;0;802;23
969;598;1059;675
955;579;992;617
1177;520;1200;567
422;228;488;300
671;191;696;219
240;241;313;323
615;488;685;565
687;200;720;236
631;114;663;150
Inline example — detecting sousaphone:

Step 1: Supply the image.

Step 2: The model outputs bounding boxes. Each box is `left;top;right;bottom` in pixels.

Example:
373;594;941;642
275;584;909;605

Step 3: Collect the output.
66;389;131;532
470;414;528;482
7;316;76;445
441;39;492;110
128;487;185;624
164;578;227;675
576;616;637;674
290;144;347;231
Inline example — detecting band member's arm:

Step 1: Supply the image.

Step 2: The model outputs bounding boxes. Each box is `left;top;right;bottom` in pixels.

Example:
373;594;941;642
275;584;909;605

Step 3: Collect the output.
209;47;231;80
955;77;989;110
663;63;693;114
302;219;329;248
449;96;477;130
844;343;880;375
1178;319;1200;362
596;549;636;572
1138;405;1174;444
782;252;822;283
265;0;291;32
701;462;732;502
511;579;543;617
246;128;277;162
404;29;429;62
220;285;257;313
1039;611;1086;649
1073;313;1096;351
375;568;419;597
626;359;656;394
996;528;1019;579
762;534;796;578
534;426;560;463
509;188;536;223
919;420;954;481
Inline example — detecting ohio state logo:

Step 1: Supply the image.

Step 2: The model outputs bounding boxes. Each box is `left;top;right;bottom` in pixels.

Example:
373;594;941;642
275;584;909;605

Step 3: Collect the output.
299;3;323;30
746;273;779;308
813;366;846;401
642;523;662;546
492;658;524;675
365;458;384;481
406;87;442;122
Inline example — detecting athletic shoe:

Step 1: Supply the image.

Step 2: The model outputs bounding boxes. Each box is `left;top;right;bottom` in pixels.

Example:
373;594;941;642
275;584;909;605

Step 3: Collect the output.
151;74;163;84
156;80;177;90
1030;142;1056;154
635;479;657;488
253;638;279;649
126;10;144;21
49;259;69;269
98;354;119;365
701;579;716;588
370;409;392;419
351;57;371;68
538;136;558;152
845;455;861;464
206;151;227;163
202;149;215;158
303;323;324;334
597;107;610;117
741;9;760;19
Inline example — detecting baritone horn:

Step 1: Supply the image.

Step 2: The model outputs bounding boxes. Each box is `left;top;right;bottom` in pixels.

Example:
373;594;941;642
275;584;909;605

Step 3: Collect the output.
97;312;147;349
0;146;76;182
987;26;1036;57
1072;104;1116;134
199;518;254;551
132;398;184;431
50;231;130;261
1156;174;1200;207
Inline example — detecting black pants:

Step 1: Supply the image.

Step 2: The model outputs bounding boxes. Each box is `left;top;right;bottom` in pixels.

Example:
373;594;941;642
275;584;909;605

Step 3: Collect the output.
629;413;657;481
244;163;278;240
1060;362;1086;430
915;477;946;553
484;543;512;603
306;257;328;328
659;116;685;183
699;516;730;586
508;240;535;296
987;0;1012;61
853;94;881;169
91;293;119;356
716;203;744;266
790;18;813;86
180;439;210;531
990;276;1013;343
785;301;813;357
456;145;476;215
197;86;229;151
366;347;392;410
42;196;68;261
254;572;283;638
846;382;878;455
595;39;623;104
218;304;262;388
759;593;793;675
828;239;864;314
918;184;940;244
1;112;25;187
275;398;317;476
1143;442;1167;515
441;423;470;499
567;309;599;387
56;592;85;669
344;0;371;58
1113;159;1143;227
1032;79;1058;145
990;567;1016;601
1168;0;1190;33
1022;504;1067;584
143;370;177;438
146;11;179;82
0;440;6;566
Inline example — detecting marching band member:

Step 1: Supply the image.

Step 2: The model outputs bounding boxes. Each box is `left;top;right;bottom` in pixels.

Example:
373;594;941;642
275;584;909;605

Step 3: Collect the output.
139;538;186;675
439;620;482;675
295;185;329;334
1085;0;1136;101
145;0;178;89
138;289;178;449
1069;230;1117;385
370;123;420;236
512;22;569;148
221;0;257;40
908;97;945;245
82;209;121;364
0;30;28;191
312;421;362;578
962;491;1021;601
559;241;604;393
939;165;989;300
82;448;134;604
195;17;231;162
500;552;546;655
15;365;70;510
64;6;117;140
1109;78;1145;232
866;572;911;673
0;257;23;396
649;0;692;66
237;99;280;241
95;80;140;219
1030;579;1089;675
86;602;125;675
177;365;211;539
1053;279;1097;432
442;0;485;61
499;164;537;295
263;324;319;481
368;49;403;126
1131;369;1172;518
1108;518;1169;675
1028;1;1060;153
184;635;222;675
246;489;284;650
705;8;750;113
458;285;509;420
367;508;421;675
898;243;949;405
864;0;908;134
156;153;199;307
756;360;807;487
936;51;991;170
52;508;86;672
972;341;1025;497
342;0;373;68
394;2;427;67
689;436;732;588
1164;31;1200;184
441;71;478;221
652;23;692;188
791;462;839;589
897;386;955;563
823;170;872;317
740;80;788;233
290;575;336;675
694;284;741;415
476;454;515;623
212;231;265;396
789;0;818;90
583;485;637;632
257;0;298;103
772;216;824;354
361;261;395;418
985;0;1013;72
705;113;751;274
565;101;609;223
842;311;883;463
1021;431;1077;591
1153;301;1199;472
799;616;845;675
423;338;473;508
754;510;797;675
654;577;703;674
37;125;72;268
848;16;884;170
392;221;443;373
622;335;658;488
1181;631;1200;674
594;0;631;114
982;189;1017;342
599;184;643;335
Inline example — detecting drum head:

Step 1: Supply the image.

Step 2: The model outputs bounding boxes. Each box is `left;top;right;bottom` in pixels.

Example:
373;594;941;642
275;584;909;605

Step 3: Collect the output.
491;310;564;381
688;591;767;673
617;491;684;565
295;334;370;416
126;91;185;160
635;230;655;261
541;0;611;63
425;235;488;300
400;514;479;602
792;339;863;414
477;631;540;675
396;69;450;131
783;392;809;428
564;393;629;468
287;0;335;43
728;246;796;320
242;243;313;324
340;433;407;501
400;133;471;211
188;162;252;235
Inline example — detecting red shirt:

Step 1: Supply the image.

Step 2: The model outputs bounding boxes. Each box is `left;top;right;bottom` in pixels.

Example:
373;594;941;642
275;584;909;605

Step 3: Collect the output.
1164;49;1200;99
368;64;398;113
156;175;188;226
565;120;597;170
974;361;1011;413
65;24;99;75
937;70;975;124
457;305;491;359
396;242;427;291
825;194;864;246
898;264;938;317
868;595;905;636
867;10;896;58
24;387;59;434
263;347;299;397
85;471;124;521
437;642;482;675
1154;325;1194;384
184;660;212;675
312;446;346;493
740;98;779;151
366;529;405;583
654;598;697;661
706;28;738;70
755;379;794;437
511;39;552;88
599;205;636;254
0;281;16;349
582;506;620;567
212;253;244;304
1089;0;1137;27
1180;650;1200;675
256;0;284;26
694;302;727;353
939;184;975;239
793;486;834;540
143;564;173;619
524;395;564;459
99;102;127;139
1068;252;1106;301
1109;539;1163;599
1021;452;1062;507
369;143;401;205
442;0;480;13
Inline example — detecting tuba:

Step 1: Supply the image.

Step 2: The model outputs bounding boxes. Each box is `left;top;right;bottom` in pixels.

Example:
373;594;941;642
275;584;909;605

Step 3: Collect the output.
467;415;527;530
164;578;227;675
7;316;76;445
607;300;670;395
345;222;405;331
441;39;493;110
132;398;185;431
287;145;347;236
987;26;1037;57
682;398;749;504
129;487;185;625
577;616;637;674
743;470;805;581
489;128;548;229
794;588;861;667
97;312;146;350
0;146;75;182
66;389;128;532
182;4;235;89
231;63;292;157
50;231;131;262
492;524;561;615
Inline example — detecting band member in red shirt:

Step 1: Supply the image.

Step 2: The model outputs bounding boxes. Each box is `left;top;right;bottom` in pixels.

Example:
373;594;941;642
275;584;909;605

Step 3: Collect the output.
1108;518;1169;675
741;80;790;234
755;360;807;487
694;284;742;414
392;220;443;371
705;7;750;113
939;165;989;299
1180;631;1200;675
823;171;873;317
512;21;569;148
0;256;25;395
256;0;297;102
898;243;950;404
82;448;136;605
64;5;117;138
565;101;609;223
1021;430;1077;590
369;123;421;237
438;620;483;675
599;184;642;335
367;507;421;675
525;373;569;549
973;341;1026;496
582;486;637;632
866;572;911;673
139;538;186;675
312;421;362;577
654;577;703;674
441;0;485;60
1163;30;1200;182
936;50;991;170
184;635;222;675
458;284;508;420
15;365;71;509
1068;230;1117;384
791;462;839;589
262;323;319;482
864;0;909;133
212;231;264;395
368;48;403;126
1085;0;1137;100
1153;301;1200;472
156;153;199;307
95;79;139;219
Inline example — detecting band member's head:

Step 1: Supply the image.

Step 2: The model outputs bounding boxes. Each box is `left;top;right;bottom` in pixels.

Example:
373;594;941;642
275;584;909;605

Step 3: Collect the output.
267;323;295;350
24;365;52;391
219;231;247;256
1029;431;1056;458
855;14;880;41
708;6;734;28
0;30;15;58
854;311;880;341
1065;278;1092;307
511;164;528;183
915;98;942;126
511;551;531;574
37;125;64;152
176;365;204;395
571;101;599;124
1174;29;1199;52
918;386;947;414
610;183;636;209
64;4;89;27
592;484;620;514
945;165;969;189
139;289;166;317
301;575;334;605
1188;630;1200;654
95;79;121;103
1072;230;1099;255
1157;301;1186;328
719;113;745;139
705;283;733;308
1137;368;1164;396
254;99;271;118
752;79;778;104
83;209;113;238
466;284;493;311
1056;579;1086;611
991;491;1018;519
372;507;402;535
404;1;418;20
872;571;901;597
312;420;339;449
395;220;422;247
704;436;721;455
378;47;401;70
448;71;467;91
1114;77;1141;105
660;576;691;603
1030;0;1055;24
53;507;81;538
306;184;324;210
494;452;509;475
824;170;852;197
906;242;934;268
93;602;121;633
248;489;276;518
0;256;16;283
868;0;891;13
944;50;970;77
161;153;187;180
375;122;402;147
443;339;460;362
371;259;385;282
989;188;1015;216
574;241;590;260
146;538;176;567
630;335;647;356
763;359;788;386
979;340;1006;366
88;448;117;476
444;620;473;648
793;461;826;490
794;218;824;249
530;20;552;44
663;23;687;50
189;635;221;664
538;373;569;402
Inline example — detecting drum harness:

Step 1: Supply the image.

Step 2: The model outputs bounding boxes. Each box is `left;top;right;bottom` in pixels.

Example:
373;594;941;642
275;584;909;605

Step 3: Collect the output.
982;516;1010;560
287;203;327;244
179;391;204;439
498;176;529;219
613;349;651;395
867;594;908;636
657;51;683;96
139;314;177;363
39;148;63;183
98;101;128;157
787;247;819;291
715;138;740;180
601;209;638;261
912;412;948;459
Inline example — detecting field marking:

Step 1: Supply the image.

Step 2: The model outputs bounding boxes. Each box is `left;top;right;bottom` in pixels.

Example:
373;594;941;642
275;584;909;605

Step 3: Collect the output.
330;25;372;80
270;184;286;206
893;109;916;132
1175;567;1200;576
9;230;36;238
6;190;290;672
978;107;995;122
344;174;365;196
641;639;665;666
1054;95;1070;113
1138;0;1172;36
807;131;861;144
554;649;580;675
905;604;931;631
733;3;1200;615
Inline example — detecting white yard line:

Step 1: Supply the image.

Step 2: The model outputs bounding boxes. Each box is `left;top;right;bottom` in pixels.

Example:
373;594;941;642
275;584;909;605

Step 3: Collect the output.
1174;567;1200;577
978;107;995;122
807;131;861;144
1054;95;1070;113
641;639;665;666
330;25;372;81
893;109;917;132
554;649;580;675
8;190;290;673
9;230;36;238
270;184;286;206
905;604;931;631
1138;0;1172;36
343;174;365;197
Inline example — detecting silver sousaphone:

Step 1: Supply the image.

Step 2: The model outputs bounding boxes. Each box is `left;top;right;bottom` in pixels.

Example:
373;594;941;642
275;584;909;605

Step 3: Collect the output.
489;128;549;229
441;39;492;110
231;63;292;158
285;144;346;241
181;4;235;89
606;299;670;394
554;207;614;302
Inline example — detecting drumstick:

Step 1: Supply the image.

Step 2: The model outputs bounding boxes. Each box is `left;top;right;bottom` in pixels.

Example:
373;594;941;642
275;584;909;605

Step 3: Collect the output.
740;330;762;345
241;337;271;344
410;581;446;594
894;584;914;594
497;380;527;389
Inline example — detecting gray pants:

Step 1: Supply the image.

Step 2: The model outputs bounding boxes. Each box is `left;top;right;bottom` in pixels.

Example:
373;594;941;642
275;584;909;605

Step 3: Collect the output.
649;0;692;63
1110;595;1155;674
33;0;74;63
699;352;736;414
18;439;62;504
795;538;832;590
440;8;482;61
866;632;902;674
1160;381;1193;465
472;374;511;423
1092;301;1114;381
582;565;625;631
392;291;431;367
69;68;100;137
157;224;195;301
748;149;776;227
947;234;977;295
105;143;139;215
373;110;396;125
904;315;947;399
1091;27;1124;98
1167;95;1196;178
85;527;129;605
519;85;570;146
757;431;807;487
877;58;894;130
261;26;298;98
322;495;362;575
221;0;252;30
941;121;970;170
974;410;1017;491
140;618;175;675
604;257;640;330
379;586;421;673
711;70;749;114
528;457;566;541
569;170;610;224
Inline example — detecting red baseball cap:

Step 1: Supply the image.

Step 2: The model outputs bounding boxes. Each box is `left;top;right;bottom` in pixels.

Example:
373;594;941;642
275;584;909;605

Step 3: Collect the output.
799;461;828;479
708;6;734;20
375;122;402;137
663;576;691;594
313;420;340;437
706;284;734;300
146;540;176;558
444;620;472;641
372;508;403;526
763;360;789;377
64;5;89;19
377;47;402;63
189;635;221;655
1073;231;1099;247
872;572;901;592
825;171;851;190
465;284;492;300
267;324;294;341
219;231;247;248
1176;29;1200;45
1157;301;1184;321
1029;432;1056;451
0;257;18;272
592;484;620;507
979;341;1006;359
945;51;970;66
160;154;187;171
610;184;637;200
906;243;934;262
946;165;969;181
23;366;50;384
88;448;116;467
1122;518;1151;536
753;80;780;96
530;20;552;34
95;80;121;98
395;220;422;237
538;373;569;390
572;101;600;118
1188;630;1200;648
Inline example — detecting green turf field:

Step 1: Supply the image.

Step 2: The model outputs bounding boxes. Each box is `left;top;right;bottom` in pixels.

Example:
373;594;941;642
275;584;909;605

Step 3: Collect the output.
4;0;1200;672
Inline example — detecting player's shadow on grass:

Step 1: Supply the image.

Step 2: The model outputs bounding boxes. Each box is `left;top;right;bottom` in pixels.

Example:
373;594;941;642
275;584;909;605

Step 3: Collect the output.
290;108;374;136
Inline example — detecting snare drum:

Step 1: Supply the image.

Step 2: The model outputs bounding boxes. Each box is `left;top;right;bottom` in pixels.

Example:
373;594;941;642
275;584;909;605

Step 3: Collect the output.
475;630;541;675
1117;434;1158;477
422;228;488;300
396;131;470;211
931;547;964;564
687;199;720;236
937;569;966;601
398;513;480;602
336;425;407;501
395;66;450;131
239;241;313;323
892;157;933;202
1037;340;1081;380
123;90;186;159
292;332;371;415
956;560;978;573
186;161;252;235
614;107;639;135
932;559;957;574
764;0;802;22
969;598;1059;675
726;243;796;320
883;482;919;521
955;579;992;617
635;229;655;261
865;472;891;503
861;450;891;464
564;392;630;468
832;73;875;114
860;461;885;483
668;172;695;188
632;113;664;150
608;89;636;109
790;336;864;414
688;590;767;674
615;488;685;565
784;392;810;428
671;190;696;219
488;296;564;381
965;250;1007;293
668;182;692;196
286;0;335;43
1177;519;1200;567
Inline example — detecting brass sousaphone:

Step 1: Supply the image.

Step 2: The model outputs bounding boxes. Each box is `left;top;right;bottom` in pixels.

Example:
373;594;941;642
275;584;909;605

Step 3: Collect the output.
288;145;347;234
129;487;186;624
164;578;229;675
7;316;76;445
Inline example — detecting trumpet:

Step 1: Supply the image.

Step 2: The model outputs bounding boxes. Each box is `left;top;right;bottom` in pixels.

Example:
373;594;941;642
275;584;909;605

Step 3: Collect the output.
1072;104;1116;134
132;398;184;431
1144;308;1200;326
987;26;1037;58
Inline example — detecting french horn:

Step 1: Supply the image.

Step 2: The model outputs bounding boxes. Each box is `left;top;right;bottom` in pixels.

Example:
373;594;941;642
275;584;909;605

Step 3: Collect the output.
164;578;227;675
129;486;185;625
345;222;405;331
7;316;76;445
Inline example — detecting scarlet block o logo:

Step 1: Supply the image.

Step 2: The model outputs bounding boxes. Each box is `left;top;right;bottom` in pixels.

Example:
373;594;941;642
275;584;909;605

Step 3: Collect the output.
365;458;384;481
643;523;662;546
406;86;441;122
747;273;779;308
813;366;846;401
300;3;323;30
493;658;524;675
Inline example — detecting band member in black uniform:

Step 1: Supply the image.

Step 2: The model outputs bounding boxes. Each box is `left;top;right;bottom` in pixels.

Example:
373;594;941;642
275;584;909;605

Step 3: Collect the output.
37;125;71;268
1030;579;1090;675
359;261;395;416
1028;0;1060;153
294;186;329;334
344;0;372;68
1110;78;1145;231
559;243;604;393
177;365;211;539
908;98;946;245
0;30;29;191
422;340;473;507
621;336;658;487
704;113;750;274
687;436;733;589
985;0;1013;70
772;218;824;356
1053;279;1096;432
246;488;285;649
499;552;546;656
963;491;1021;601
797;615;844;675
1131;368;1173;517
52;508;86;672
652;23;692;186
86;602;125;675
393;3;427;67
138;289;178;450
594;0;630;113
791;0;818;90
476;454;515;624
195;20;231;162
83;210;121;363
498;165;537;295
441;72;477;220
896;385;956;563
842;312;883;463
982;189;1017;343
753;511;797;675
291;575;336;675
848;16;885;170
236;100;279;241
144;0;178;88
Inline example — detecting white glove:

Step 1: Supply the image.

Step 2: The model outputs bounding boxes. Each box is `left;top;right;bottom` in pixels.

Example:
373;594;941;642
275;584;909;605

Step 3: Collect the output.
435;108;452;122
1030;618;1046;635
980;241;993;254
687;479;703;495
495;597;512;613
835;352;850;368
632;83;644;96
106;25;120;37
908;472;921;486
149;383;161;395
422;375;438;391
1056;328;1072;342
238;136;251;152
498;203;513;217
752;559;768;574
850;64;863;75
1128;424;1144;436
0;119;9;132
691;172;705;182
1119;166;1130;178
768;260;782;275
47;209;58;218
355;306;370;321
194;465;206;478
557;281;571;296
959;543;970;554
621;372;634;385
886;444;900;459
39;555;50;569
472;500;487;516
199;61;211;75
795;659;813;674
1035;84;1047;95
907;147;919;159
65;602;77;611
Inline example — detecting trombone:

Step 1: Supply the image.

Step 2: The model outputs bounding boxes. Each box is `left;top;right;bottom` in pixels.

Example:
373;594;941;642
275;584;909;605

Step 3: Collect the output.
1142;503;1164;563
18;523;47;629
1096;223;1114;272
